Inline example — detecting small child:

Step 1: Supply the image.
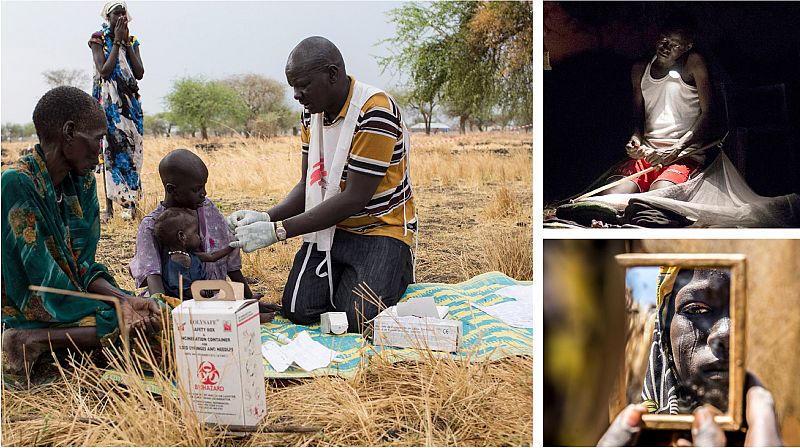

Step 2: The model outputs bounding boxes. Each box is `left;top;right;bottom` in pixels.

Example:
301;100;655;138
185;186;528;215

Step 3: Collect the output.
153;208;235;299
129;148;257;300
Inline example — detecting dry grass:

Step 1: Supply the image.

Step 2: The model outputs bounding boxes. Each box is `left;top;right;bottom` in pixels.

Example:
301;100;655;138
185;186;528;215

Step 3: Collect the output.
1;132;532;446
2;343;532;446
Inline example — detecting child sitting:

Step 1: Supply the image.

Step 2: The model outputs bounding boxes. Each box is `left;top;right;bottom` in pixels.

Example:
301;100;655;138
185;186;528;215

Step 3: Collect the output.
153;208;235;299
129;148;258;300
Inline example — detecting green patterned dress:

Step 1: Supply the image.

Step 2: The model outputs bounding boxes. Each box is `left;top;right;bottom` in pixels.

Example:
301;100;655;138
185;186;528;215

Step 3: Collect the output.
1;144;119;341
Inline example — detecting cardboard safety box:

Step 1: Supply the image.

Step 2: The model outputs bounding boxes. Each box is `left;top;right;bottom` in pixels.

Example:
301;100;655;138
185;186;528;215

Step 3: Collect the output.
171;280;266;430
373;296;462;353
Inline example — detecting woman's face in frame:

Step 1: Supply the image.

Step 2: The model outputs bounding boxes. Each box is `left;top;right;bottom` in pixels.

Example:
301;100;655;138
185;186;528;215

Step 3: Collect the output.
669;268;731;411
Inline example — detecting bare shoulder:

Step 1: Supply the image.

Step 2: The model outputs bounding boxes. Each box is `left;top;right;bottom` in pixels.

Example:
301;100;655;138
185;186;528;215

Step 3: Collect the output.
632;60;648;72
685;52;708;70
631;61;648;83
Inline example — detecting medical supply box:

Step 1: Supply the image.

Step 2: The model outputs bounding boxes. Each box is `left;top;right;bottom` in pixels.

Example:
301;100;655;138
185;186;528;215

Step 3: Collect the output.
171;280;266;430
372;298;462;353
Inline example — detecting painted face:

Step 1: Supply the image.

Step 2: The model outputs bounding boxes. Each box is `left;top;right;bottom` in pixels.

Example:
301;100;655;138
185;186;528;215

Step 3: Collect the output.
169;174;207;209
66;115;106;176
655;32;693;64
669;269;730;411
285;64;335;115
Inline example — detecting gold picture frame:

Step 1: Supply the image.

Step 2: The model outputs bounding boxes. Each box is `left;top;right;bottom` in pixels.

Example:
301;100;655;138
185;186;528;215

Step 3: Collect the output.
611;253;746;431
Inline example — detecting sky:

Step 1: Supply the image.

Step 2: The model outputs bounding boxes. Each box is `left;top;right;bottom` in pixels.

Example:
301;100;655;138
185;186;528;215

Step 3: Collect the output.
626;266;659;307
1;0;407;124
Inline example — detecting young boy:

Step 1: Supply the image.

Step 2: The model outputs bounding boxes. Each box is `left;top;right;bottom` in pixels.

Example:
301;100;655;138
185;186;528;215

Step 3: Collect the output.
153;208;235;299
129;148;257;299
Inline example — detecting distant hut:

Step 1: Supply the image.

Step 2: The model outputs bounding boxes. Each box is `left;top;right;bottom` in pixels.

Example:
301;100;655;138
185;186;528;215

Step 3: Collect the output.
410;122;451;134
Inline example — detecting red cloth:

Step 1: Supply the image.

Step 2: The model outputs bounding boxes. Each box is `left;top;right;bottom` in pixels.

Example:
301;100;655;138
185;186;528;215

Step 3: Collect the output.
613;158;702;192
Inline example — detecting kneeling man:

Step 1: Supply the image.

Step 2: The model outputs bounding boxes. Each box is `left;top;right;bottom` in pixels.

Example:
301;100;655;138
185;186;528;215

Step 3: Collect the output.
228;36;416;333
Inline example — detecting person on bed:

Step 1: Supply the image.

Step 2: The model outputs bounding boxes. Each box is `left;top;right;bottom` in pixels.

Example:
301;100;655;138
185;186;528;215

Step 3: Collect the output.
602;11;714;194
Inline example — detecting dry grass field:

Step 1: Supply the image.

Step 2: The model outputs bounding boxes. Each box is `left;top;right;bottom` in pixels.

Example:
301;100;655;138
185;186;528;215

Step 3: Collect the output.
1;132;533;446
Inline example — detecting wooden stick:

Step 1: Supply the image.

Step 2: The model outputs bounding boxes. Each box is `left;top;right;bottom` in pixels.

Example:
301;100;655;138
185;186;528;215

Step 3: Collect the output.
571;138;724;202
28;285;129;352
571;165;661;202
260;425;322;433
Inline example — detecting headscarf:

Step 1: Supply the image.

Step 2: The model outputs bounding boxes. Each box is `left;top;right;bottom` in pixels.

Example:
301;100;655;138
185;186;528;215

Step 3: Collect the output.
641;266;681;414
101;1;132;22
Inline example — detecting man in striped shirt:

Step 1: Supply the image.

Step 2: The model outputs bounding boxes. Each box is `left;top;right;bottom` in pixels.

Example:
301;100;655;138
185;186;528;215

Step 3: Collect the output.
228;36;416;333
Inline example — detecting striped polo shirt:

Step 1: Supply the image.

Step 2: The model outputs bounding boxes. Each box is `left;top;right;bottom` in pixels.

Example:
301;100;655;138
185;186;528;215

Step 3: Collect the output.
300;77;417;246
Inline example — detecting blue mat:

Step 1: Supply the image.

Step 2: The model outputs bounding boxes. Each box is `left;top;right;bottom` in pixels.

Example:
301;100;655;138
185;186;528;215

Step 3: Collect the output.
260;272;533;379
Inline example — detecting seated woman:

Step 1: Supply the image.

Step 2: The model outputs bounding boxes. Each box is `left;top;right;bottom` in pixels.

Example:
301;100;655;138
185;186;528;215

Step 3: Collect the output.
1;86;162;379
642;267;730;414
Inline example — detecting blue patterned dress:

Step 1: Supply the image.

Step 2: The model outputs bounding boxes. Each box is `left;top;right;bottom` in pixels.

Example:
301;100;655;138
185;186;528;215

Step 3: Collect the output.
89;24;144;209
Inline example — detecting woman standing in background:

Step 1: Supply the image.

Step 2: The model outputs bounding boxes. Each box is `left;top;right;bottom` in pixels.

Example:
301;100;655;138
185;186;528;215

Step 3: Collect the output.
88;1;145;222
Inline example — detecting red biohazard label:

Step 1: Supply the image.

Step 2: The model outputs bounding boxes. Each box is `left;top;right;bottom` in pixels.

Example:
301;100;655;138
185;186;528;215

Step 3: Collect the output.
197;361;220;385
223;321;232;332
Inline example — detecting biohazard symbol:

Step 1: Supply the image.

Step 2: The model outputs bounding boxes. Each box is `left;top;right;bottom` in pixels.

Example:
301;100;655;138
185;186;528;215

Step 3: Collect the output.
310;159;327;187
197;361;220;385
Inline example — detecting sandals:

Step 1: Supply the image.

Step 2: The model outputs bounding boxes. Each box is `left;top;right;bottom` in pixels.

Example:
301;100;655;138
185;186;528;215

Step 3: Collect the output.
555;201;621;227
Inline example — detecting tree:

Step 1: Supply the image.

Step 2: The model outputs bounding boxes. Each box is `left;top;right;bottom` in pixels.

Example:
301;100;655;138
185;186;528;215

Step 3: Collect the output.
392;85;440;135
42;69;90;91
165;78;247;140
380;3;454;134
23;122;36;139
380;1;533;131
1;122;36;141
223;74;290;137
2;122;22;141
469;1;533;124
143;112;171;137
251;106;296;138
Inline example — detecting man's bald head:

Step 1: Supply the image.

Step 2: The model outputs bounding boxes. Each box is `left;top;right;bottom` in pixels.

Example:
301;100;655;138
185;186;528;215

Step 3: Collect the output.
285;36;346;76
158;148;208;185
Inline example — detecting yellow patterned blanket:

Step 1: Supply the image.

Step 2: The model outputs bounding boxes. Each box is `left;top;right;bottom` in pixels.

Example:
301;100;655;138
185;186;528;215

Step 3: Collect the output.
260;271;533;379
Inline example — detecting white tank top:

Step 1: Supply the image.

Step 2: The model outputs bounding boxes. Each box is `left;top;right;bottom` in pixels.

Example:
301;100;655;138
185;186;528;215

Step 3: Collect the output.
640;56;703;161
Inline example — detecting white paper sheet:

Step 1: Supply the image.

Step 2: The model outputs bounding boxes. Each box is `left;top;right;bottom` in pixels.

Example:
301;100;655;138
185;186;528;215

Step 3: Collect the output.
474;285;533;329
261;340;292;372
285;331;341;371
261;331;342;372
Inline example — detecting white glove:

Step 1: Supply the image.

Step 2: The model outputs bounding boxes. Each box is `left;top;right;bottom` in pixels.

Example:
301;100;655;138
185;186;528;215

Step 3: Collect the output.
227;210;270;232
229;221;278;253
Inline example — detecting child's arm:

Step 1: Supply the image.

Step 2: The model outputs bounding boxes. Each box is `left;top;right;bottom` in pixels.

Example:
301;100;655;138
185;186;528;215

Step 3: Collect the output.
147;274;166;295
227;269;254;299
196;245;235;263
